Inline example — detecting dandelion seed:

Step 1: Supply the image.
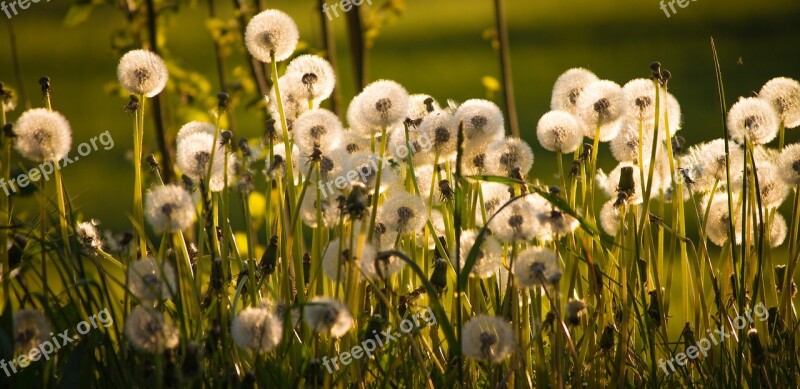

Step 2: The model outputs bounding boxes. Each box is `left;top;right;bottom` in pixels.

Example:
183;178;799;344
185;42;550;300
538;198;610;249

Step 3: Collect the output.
14;310;50;356
565;300;587;325
778;143;800;186
727;97;780;145
128;257;177;303
176;121;216;144
461;315;515;364
13;108;72;162
623;78;657;121
454;99;505;142
300;190;341;228
759;77;800;129
117;49;168;97
489;197;541;243
550;68;599;114
231;307;283;353
576;80;626;141
292;109;344;154
145;184;196;232
125;305;180;353
285;55;336;103
303;297;354;338
609;120;653;164
458;230;502;279
485;137;534;177
599;199;622;236
378;191;426;234
77;220;103;250
244;10;299;63
513;246;561;288
536;110;584;153
357;80;410;128
420;111;457;157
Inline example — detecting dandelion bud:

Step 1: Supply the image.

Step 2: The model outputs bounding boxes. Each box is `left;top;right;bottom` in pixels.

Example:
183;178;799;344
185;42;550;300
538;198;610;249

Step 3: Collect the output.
125;95;140;114
238;138;252;158
245;10;299;63
13;108;72;162
767;307;785;334
39;76;51;95
747;329;766;366
145;154;159;170
617;165;636;199
759;77;800;128
536;110;583;154
727;97;780;144
462;316;515;364
429;255;449;293
599;325;615;351
3;123;13;138
238;172;254;194
0;83;18;112
181;174;195;193
259;236;279;275
220;130;233;146
424;97;436;113
117;49;169;97
564;300;587;326
649;61;662;78
647;290;662;327
660;69;671;85
217;92;230;111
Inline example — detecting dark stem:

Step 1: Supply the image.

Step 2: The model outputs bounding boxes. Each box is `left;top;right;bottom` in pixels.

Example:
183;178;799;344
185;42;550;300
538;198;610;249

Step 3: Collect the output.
208;0;237;134
493;0;520;137
346;3;367;90
317;0;340;115
5;19;30;109
145;0;175;183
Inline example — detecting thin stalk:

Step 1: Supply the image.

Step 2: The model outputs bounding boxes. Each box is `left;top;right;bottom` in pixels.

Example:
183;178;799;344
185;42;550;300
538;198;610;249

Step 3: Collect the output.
492;0;520;138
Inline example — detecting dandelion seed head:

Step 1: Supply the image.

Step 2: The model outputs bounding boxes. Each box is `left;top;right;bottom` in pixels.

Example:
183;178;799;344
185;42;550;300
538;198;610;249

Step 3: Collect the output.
292;109;344;154
145;184;196;232
599;199;622;236
577;80;626;141
538;208;579;237
345;151;398;194
77;220;103;250
416;165;448;206
727;97;780;145
386;125;435;166
415;209;446;249
285;55;335;103
176;121;216;144
268;77;316;134
300;190;341;228
267;143;301;182
461;315;515;364
361;248;406;281
378;191;426;234
489;197;541;243
13;108;72;162
460;140;490;176
408;94;440;123
610;120;654;163
14;310;50;355
303;297;354;338
244;10;299;63
513;246;561;288
454;99;505;142
565;300;588;325
485;137;534;177
705;194;740;246
357;80;410;127
128;258;177;304
322;240;374;282
420;111;457;156
125;306;180;353
340;130;371;155
759;77;800;128
768;213;788;248
231;307;283;353
459;230;502;279
475;182;512;225
550;68;599;114
623;78;657;120
778;143;800;186
117;49;168;97
536;110;583;153
598;163;644;205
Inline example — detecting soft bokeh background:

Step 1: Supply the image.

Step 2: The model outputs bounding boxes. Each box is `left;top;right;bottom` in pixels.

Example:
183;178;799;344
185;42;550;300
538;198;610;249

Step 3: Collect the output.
1;0;799;233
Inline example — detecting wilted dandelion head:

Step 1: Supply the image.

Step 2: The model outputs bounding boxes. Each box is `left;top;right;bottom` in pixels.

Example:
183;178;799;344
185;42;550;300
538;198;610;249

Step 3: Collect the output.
623;78;657;120
420;111;457;156
1;83;18;112
117;49;168;97
322;239;375;282
576;80;626;141
378;191;426;234
454;99;505;142
597;163;644;205
285;55;336;103
550;67;599;114
513;246;561;288
489;197;540;243
778;143;800;186
125;305;180;353
303;297;354;338
459;230;502;279
536;110;583;153
727;97;780;145
408;94;440;123
461;315;515;364
231;307;283;353
14;310;50;355
244;10;299;63
610;120;653;164
485;137;534;177
128;258;177;304
76;220;103;250
357;80;410;127
565;300;588;325
599;199;622;236
759;77;800;129
145;184;196;232
292;109;344;154
13;108;72;162
176;121;216;144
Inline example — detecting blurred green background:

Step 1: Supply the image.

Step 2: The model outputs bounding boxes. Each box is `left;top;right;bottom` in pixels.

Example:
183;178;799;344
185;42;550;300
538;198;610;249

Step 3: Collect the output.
1;0;799;232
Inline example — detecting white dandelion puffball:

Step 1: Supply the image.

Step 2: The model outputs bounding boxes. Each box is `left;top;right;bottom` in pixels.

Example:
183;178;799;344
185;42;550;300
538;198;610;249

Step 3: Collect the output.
454;99;505;142
344;151;398;194
759;77;800;129
727;97;780;145
538;207;580;237
176;132;235;191
489;197;540;243
347;92;375;136
300;188;341;228
767;213;788;248
458;230;502;279
705;194;740;247
475;182;512;225
340;130;371;155
414;209;446;249
599;199;622;236
378;191;427;234
357;80;410;128
622;78;658;121
461;315;515;364
285;54;336;103
303;297;354;338
231;307;283;353
597;163;644;205
361;247;406;281
408;94;441;123
176;121;216;144
386;125;435;166
300;147;346;184
420;110;458;157
268;76;317;135
125;305;180;353
14;310;51;355
565;300;588;325
609;120;654;164
485;137;534;177
576;80;626;141
416;164;448;206
267;142;301;182
244;10;299;63
732;158;789;209
536;110;583;153
145;184;196;232
681;139;744;193
513;246;562;288
322;239;374;282
778;143;800;185
550;68;599;114
13;108;72;162
292;109;344;154
128;258;177;304
76;220;103;250
117;49;168;97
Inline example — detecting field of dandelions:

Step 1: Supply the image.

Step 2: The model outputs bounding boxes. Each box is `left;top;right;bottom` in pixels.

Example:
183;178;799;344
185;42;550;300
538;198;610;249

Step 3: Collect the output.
2;2;800;388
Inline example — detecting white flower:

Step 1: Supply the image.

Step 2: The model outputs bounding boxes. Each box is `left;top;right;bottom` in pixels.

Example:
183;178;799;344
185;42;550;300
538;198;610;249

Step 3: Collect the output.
125;306;180;353
244;10;299;63
759;77;800;129
347;92;375;136
576;80;626;141
128;257;177;303
513;246;561;288
176;121;216;144
727;97;780;145
14;310;50;355
778;143;800;186
357;80;410;128
13;108;72;162
489;197;540;243
550;68;599;114
145;184;196;232
292;109;344;154
117;49;168;97
285;55;336;103
378;191;426;234
454;99;505;142
461;315;515;363
232;307;283;353
303;297;354;338
536;110;583;153
458;230;502;279
485;137;534;177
